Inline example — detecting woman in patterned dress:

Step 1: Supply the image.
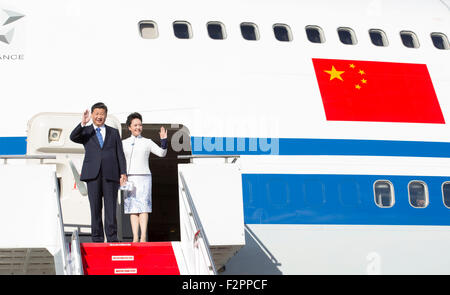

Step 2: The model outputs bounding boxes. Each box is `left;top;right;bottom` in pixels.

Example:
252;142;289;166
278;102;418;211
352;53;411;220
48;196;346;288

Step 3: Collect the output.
122;112;167;242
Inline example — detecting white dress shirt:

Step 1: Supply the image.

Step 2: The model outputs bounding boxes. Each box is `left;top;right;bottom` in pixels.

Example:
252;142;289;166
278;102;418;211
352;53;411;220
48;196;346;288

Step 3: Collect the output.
81;122;106;141
122;135;167;175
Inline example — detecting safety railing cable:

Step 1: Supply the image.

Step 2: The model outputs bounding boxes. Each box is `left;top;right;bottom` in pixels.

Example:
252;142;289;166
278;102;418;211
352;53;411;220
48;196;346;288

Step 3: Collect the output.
179;172;217;274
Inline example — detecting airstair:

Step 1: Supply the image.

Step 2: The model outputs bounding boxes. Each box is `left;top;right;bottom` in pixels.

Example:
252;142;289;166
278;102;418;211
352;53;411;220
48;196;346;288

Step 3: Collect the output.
0;112;245;275
78;156;245;275
0;154;245;275
0;156;69;274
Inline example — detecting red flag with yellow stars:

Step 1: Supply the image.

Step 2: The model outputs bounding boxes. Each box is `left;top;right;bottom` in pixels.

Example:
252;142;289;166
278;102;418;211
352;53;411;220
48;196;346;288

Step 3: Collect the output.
312;58;445;124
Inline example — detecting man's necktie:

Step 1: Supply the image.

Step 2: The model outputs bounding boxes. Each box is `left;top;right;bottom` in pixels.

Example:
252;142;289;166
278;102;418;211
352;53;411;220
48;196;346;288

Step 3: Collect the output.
96;127;104;148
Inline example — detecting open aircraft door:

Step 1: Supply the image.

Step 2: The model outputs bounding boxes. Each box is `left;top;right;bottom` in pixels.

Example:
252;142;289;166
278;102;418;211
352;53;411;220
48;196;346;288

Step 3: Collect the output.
177;157;245;271
27;112;122;234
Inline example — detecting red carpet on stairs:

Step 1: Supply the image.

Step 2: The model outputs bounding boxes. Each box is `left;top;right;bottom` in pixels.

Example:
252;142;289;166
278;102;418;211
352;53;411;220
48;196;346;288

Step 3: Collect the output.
80;242;180;275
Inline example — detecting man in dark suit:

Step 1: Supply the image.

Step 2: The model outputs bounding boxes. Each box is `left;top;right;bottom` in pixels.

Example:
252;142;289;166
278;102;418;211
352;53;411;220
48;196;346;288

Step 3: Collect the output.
70;102;127;242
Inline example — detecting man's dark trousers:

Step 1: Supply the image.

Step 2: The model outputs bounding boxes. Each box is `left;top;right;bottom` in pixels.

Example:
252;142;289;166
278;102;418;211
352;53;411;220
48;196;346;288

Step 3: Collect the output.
87;169;119;242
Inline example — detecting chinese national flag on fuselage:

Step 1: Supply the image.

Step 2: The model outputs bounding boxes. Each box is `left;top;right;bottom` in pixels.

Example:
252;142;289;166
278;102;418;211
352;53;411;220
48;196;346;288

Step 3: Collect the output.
312;58;445;124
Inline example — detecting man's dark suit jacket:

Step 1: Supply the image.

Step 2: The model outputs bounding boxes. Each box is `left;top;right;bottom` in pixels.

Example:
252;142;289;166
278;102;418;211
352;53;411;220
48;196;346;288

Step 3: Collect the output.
70;123;126;182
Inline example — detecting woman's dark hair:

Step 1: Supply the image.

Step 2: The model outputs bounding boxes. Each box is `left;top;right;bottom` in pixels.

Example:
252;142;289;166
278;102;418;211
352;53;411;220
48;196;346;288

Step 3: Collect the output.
126;112;143;127
91;102;108;113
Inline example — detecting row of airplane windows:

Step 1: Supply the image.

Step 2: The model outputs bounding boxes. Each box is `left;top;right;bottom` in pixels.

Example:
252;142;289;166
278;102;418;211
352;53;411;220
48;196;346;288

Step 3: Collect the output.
138;20;450;50
375;180;450;209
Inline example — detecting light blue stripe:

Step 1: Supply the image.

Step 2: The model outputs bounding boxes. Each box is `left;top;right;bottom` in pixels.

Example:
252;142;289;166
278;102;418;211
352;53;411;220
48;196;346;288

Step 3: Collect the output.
191;137;450;158
2;136;450;158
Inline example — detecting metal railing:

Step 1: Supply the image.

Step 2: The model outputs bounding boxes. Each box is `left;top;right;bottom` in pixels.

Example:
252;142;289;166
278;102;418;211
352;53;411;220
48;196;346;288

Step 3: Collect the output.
69;229;84;275
0;154;85;274
178;154;240;163
68;158;88;196
53;171;71;275
179;171;217;275
0;155;88;196
0;155;56;164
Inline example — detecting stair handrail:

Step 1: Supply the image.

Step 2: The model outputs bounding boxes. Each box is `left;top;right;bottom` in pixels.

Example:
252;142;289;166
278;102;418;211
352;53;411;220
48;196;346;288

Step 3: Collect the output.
178;154;240;163
70;229;84;275
53;172;71;274
67;157;88;196
179;171;217;275
0;155;56;164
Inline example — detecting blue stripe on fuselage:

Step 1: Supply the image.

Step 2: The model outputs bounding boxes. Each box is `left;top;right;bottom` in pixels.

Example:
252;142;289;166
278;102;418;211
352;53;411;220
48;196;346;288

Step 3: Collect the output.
2;136;450;158
242;174;450;226
0;137;27;155
2;137;450;226
191;137;450;158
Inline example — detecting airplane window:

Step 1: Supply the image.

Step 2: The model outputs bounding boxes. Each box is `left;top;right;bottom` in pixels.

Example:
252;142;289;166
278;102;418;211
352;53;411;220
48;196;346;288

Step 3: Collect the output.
338;27;357;45
408;181;428;208
431;32;449;50
139;21;158;39
173;21;193;39
369;29;388;47
400;31;419;48
240;23;259;41
273;24;292;42
374;180;394;208
442;182;450;208
305;25;325;43
207;22;226;40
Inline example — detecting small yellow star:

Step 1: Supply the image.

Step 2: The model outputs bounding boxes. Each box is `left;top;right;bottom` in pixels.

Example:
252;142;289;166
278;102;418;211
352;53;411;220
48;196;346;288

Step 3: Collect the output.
358;70;365;75
361;79;367;84
324;66;345;81
355;84;361;90
349;64;355;69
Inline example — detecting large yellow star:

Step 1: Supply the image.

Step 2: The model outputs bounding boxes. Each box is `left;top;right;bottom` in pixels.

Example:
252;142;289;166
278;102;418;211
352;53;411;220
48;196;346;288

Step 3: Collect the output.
324;66;345;81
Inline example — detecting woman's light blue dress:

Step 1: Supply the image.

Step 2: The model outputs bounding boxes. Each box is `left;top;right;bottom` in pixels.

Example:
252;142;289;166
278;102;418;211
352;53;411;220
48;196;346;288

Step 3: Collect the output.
124;175;152;213
122;135;167;214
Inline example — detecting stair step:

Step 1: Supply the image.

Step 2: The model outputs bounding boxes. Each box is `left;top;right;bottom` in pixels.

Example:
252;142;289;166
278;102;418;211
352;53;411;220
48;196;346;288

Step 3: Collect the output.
80;242;180;275
83;266;180;275
82;254;178;268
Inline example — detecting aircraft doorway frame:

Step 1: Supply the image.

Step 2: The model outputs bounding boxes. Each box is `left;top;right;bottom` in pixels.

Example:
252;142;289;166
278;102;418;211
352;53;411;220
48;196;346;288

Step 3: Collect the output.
118;123;191;242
